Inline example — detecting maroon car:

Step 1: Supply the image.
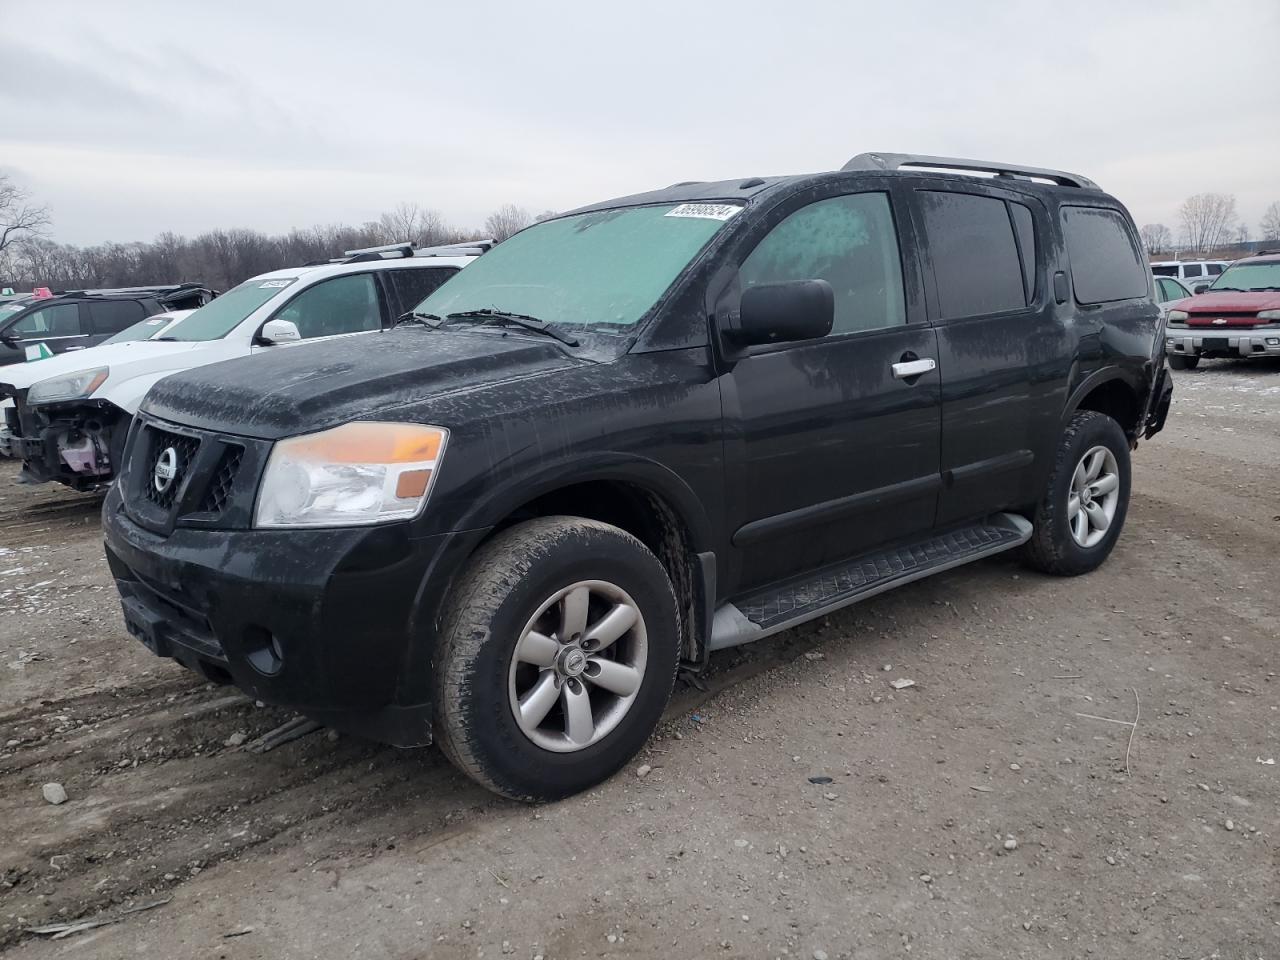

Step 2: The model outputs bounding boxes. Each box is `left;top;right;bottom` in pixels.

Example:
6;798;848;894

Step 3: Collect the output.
1164;251;1280;369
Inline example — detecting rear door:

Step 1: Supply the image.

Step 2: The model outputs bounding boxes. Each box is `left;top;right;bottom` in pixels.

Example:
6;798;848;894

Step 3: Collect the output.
86;299;150;345
382;266;459;319
912;182;1050;526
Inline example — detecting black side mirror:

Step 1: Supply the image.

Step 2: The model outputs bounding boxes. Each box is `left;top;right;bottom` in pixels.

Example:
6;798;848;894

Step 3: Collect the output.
734;280;834;346
1193;283;1210;295
0;332;20;348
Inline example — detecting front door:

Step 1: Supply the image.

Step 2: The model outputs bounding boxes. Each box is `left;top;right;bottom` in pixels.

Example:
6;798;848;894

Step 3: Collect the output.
719;187;942;593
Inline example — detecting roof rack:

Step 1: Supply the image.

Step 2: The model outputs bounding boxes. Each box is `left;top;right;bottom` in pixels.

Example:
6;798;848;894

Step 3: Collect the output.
342;241;415;263
413;239;495;258
841;152;1100;190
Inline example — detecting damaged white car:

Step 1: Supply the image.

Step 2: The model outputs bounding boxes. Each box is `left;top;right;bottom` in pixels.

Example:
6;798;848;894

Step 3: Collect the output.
0;242;486;489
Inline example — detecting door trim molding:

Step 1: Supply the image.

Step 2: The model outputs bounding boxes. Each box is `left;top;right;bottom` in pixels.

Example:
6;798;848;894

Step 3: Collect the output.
946;449;1034;485
732;473;942;547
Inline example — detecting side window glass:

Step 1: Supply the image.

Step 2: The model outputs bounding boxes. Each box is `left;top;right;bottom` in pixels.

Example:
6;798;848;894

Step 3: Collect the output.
1061;206;1148;304
1207;263;1224;276
919;191;1026;319
13;304;82;338
275;274;381;340
391;267;457;316
88;300;147;335
1183;264;1202;278
739;192;905;335
1009;201;1038;302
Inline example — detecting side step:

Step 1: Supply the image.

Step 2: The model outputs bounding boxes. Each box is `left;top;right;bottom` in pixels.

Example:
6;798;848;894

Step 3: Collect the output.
708;513;1032;651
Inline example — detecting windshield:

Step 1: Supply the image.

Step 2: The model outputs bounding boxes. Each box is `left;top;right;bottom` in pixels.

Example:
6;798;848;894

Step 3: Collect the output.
414;203;739;330
161;278;296;341
102;314;175;344
1208;261;1280;292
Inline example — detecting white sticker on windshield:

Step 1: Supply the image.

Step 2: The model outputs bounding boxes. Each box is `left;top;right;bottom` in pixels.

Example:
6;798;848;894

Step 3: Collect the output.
259;279;292;288
665;203;741;221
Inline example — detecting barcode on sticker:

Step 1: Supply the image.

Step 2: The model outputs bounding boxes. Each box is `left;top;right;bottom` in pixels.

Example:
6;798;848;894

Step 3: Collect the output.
665;203;741;221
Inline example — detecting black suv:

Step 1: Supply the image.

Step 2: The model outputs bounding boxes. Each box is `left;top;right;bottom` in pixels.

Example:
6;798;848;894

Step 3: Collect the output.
0;284;216;366
102;153;1172;801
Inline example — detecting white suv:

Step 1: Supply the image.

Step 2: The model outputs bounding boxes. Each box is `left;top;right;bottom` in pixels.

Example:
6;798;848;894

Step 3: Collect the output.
0;242;486;489
1150;259;1229;291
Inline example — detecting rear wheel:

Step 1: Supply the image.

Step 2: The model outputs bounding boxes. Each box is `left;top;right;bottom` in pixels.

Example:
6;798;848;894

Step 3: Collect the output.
1168;353;1200;370
434;517;680;801
1021;411;1131;576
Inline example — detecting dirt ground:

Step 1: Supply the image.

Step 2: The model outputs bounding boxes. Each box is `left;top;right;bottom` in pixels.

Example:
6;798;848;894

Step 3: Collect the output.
1;360;1277;960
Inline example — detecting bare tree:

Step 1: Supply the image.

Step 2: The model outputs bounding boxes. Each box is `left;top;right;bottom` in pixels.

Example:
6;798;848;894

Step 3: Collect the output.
483;204;533;243
534;209;560;223
0;174;51;259
1260;201;1280;242
1139;223;1172;256
1179;193;1238;254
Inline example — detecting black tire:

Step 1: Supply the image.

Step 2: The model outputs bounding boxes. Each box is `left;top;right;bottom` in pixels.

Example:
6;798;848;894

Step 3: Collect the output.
1168;353;1200;370
433;517;680;801
1020;411;1131;577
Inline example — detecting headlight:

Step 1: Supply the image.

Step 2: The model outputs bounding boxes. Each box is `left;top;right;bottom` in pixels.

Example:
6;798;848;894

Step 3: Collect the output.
1258;310;1280;321
255;422;448;528
1167;310;1189;322
26;367;109;404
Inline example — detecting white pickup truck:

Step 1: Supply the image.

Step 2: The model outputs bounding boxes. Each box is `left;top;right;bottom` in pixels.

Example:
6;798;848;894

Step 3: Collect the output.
1;242;485;489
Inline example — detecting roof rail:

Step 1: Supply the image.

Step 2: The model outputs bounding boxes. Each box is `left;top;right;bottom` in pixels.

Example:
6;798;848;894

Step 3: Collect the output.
841;152;1100;190
413;239;495;257
343;241;415;262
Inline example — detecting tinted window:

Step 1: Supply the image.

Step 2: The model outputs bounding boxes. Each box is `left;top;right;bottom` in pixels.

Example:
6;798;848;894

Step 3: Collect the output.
739;192;905;335
1206;263;1224;275
1151;265;1178;277
390;267;457;316
919;191;1025;319
88;299;147;335
275;273;382;340
1010;201;1038;301
12;303;82;337
1061;206;1148;304
1183;263;1202;278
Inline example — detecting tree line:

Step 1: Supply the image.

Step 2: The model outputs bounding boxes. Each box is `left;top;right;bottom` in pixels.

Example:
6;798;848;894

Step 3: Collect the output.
1140;195;1280;258
0;177;552;293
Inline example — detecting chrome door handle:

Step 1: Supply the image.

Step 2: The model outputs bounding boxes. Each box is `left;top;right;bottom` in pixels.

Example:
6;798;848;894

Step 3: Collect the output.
891;357;936;379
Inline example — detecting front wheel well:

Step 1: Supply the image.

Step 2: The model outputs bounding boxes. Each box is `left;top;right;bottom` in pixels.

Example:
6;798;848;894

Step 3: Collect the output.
488;480;704;662
1072;379;1140;437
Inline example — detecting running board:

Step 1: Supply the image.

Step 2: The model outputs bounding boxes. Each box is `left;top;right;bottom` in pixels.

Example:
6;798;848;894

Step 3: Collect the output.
708;513;1032;651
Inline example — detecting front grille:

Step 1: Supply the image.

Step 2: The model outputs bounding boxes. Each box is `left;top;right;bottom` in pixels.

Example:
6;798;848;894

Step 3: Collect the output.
143;428;200;509
199;445;243;515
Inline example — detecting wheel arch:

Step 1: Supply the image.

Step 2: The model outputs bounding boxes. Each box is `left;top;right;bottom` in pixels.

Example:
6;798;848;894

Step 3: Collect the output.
1062;367;1144;439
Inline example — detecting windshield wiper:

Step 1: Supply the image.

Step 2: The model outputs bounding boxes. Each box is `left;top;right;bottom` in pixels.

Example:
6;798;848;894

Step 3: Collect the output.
1206;286;1243;292
444;309;580;347
394;310;445;328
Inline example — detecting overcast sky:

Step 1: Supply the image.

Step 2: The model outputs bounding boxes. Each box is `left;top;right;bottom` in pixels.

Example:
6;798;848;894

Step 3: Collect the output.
2;0;1276;246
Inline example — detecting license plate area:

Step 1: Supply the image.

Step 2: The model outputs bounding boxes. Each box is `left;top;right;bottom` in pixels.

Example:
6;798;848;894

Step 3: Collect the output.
1202;337;1230;352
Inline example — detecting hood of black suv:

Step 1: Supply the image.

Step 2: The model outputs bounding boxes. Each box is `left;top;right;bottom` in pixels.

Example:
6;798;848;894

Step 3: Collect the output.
141;328;582;439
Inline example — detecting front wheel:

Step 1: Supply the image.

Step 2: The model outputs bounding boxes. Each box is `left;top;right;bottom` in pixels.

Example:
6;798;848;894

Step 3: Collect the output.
433;517;680;801
1021;411;1131;576
1168;353;1200;370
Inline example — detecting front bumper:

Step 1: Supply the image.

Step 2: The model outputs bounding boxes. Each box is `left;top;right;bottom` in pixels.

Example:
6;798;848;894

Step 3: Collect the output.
1164;325;1280;359
102;486;488;746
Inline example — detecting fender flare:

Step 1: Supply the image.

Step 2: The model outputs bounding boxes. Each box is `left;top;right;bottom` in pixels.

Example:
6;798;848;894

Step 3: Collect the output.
445;451;717;557
1059;365;1142;430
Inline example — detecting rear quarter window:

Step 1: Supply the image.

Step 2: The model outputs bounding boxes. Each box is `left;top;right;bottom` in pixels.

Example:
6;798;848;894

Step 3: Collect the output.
1062;206;1148;304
